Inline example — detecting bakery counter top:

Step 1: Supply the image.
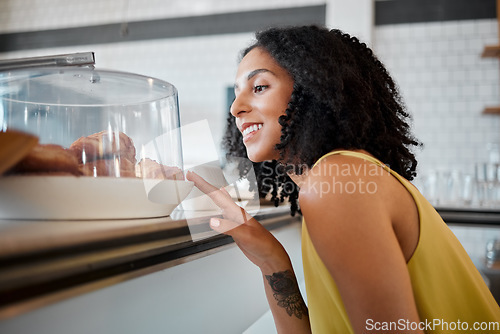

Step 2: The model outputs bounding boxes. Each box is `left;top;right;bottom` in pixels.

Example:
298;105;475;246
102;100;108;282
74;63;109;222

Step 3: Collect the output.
0;204;297;320
436;207;500;226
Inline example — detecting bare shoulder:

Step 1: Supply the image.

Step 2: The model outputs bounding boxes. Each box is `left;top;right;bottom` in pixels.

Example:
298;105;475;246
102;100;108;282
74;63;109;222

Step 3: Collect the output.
299;153;392;214
298;151;419;263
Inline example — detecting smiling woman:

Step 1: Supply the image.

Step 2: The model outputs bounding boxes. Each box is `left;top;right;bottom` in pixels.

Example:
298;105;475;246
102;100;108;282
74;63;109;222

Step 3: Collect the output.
187;25;500;334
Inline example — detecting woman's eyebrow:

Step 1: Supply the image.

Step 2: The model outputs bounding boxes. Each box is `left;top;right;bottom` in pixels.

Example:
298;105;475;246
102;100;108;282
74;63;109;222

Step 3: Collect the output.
234;68;276;90
247;68;275;80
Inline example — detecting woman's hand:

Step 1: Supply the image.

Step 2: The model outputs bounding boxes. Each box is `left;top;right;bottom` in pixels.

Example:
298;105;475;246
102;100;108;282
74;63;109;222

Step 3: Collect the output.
187;171;311;333
186;171;291;273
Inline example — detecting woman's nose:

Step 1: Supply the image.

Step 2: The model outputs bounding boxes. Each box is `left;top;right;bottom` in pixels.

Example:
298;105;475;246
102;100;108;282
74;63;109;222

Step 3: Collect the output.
230;93;250;117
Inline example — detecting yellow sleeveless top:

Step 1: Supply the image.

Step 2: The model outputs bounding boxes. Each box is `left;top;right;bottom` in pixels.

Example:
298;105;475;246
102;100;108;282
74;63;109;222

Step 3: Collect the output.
302;151;500;333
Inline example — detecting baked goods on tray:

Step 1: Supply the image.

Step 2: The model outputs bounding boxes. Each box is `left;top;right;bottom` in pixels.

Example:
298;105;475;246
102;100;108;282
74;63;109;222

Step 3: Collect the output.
80;157;137;177
3;130;183;179
70;130;137;164
8;143;80;176
136;158;184;180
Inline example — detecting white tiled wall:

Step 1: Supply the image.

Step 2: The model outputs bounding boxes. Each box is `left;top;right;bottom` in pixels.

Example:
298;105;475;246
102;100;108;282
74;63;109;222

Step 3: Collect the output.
373;19;500;260
374;19;500;177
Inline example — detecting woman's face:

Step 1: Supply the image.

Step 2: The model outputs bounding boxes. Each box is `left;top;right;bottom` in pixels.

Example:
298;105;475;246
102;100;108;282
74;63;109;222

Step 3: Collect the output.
230;47;294;162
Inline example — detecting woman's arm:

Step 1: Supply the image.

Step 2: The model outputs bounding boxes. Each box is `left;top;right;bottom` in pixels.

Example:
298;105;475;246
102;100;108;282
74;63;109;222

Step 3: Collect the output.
187;171;311;333
261;267;310;333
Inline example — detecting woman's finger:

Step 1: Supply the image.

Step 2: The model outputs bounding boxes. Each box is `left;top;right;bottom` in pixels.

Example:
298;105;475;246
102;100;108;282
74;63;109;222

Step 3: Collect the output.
187;171;254;225
186;171;233;207
186;171;219;195
210;217;244;234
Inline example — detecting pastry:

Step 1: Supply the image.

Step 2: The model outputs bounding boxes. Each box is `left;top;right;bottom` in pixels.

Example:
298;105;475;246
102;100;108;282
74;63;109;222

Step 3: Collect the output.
7;143;81;176
70;131;136;164
80;157;136;177
136;158;184;180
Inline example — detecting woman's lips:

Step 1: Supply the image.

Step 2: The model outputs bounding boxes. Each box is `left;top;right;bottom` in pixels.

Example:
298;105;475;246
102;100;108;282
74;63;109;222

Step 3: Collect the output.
242;123;263;142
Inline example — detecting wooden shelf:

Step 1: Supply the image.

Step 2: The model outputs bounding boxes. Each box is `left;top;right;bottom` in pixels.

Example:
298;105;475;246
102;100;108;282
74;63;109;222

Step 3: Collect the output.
481;0;500;115
482;45;500;58
483;106;500;115
481;45;500;58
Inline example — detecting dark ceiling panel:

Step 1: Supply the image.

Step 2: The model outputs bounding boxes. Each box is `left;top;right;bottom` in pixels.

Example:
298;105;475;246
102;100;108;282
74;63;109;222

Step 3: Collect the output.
0;5;326;52
375;0;496;25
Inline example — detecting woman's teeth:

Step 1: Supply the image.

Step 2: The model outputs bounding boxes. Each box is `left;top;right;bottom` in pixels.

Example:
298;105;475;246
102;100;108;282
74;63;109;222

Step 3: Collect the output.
242;124;263;136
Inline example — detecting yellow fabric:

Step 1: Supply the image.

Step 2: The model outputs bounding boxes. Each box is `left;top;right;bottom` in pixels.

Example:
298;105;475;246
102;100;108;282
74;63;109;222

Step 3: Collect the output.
302;150;500;333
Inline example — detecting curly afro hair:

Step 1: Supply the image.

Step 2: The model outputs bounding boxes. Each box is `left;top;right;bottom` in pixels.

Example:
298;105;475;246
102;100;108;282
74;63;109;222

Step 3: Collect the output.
223;25;421;216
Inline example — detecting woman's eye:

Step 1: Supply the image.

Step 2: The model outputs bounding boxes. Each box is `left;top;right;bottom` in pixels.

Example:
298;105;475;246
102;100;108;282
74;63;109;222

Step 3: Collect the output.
253;85;268;93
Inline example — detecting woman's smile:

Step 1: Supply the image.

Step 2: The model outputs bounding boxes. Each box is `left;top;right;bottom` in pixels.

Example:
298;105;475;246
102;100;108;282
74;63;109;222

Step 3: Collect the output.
241;123;263;142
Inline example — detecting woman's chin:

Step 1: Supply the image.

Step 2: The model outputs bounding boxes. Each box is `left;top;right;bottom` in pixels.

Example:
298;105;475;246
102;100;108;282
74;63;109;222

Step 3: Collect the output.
246;153;264;163
245;146;279;163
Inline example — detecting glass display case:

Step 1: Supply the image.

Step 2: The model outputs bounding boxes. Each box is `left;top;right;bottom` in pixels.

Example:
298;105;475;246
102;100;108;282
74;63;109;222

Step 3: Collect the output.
0;54;192;219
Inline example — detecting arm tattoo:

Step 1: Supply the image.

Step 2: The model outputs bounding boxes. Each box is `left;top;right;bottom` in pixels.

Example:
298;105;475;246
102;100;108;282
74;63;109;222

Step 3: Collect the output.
265;270;308;319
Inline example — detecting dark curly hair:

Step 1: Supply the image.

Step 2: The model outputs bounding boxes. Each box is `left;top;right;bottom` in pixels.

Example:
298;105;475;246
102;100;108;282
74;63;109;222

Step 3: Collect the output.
223;25;421;216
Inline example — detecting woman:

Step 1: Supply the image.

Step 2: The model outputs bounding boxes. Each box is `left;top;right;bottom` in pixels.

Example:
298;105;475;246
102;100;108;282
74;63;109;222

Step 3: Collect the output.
187;25;500;333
